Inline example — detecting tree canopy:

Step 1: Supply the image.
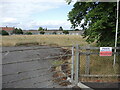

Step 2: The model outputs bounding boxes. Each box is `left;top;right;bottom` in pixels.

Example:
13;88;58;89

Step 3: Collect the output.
38;27;44;31
68;2;120;46
59;26;63;31
12;28;23;34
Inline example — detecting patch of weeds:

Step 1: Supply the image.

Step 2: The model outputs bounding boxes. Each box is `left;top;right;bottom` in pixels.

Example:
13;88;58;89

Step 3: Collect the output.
52;71;71;86
50;60;64;66
15;42;39;46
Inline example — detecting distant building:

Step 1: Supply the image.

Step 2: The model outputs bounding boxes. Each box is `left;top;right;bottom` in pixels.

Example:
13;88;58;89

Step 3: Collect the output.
23;30;40;35
0;27;84;35
0;26;15;35
23;30;84;35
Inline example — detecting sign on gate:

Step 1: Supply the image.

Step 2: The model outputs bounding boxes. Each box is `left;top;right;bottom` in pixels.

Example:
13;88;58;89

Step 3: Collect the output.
100;47;112;56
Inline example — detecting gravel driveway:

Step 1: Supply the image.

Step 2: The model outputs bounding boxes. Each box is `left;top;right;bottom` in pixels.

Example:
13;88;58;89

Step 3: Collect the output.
2;46;64;88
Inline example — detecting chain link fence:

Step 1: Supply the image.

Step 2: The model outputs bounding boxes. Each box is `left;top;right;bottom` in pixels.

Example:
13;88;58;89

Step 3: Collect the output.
76;46;120;83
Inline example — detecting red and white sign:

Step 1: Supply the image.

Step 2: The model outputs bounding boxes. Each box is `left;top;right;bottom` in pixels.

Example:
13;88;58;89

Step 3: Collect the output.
100;47;112;56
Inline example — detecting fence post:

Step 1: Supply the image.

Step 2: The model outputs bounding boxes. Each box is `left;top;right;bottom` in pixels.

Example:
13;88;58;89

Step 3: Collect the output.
85;45;90;75
71;46;74;82
75;44;80;85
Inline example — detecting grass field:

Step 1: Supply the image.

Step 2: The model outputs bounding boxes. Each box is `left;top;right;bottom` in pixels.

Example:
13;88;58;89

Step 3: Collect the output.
1;35;90;47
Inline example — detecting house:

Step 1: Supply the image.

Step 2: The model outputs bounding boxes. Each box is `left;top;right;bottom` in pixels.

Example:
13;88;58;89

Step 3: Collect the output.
23;30;84;35
0;26;15;35
23;30;40;35
44;30;84;35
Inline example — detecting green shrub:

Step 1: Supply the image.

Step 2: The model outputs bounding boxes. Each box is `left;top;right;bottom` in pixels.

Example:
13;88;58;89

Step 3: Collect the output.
0;30;9;36
40;31;45;34
63;30;69;34
25;32;32;35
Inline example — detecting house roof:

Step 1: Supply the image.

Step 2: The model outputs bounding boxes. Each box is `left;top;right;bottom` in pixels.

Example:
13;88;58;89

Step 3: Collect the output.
0;27;14;31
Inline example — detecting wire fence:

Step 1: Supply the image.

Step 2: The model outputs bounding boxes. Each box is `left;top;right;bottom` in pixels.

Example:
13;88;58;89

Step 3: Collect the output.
2;46;73;88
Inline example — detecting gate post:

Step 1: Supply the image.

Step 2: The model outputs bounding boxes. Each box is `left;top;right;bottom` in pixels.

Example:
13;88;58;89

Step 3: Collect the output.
71;46;74;82
85;45;90;75
75;44;80;85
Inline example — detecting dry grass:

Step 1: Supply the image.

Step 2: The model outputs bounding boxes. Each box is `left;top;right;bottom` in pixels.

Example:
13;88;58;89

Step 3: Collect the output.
1;35;90;47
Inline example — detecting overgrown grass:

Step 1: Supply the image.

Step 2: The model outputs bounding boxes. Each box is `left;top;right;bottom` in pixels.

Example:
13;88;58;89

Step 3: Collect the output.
1;35;91;47
80;54;120;75
50;60;64;66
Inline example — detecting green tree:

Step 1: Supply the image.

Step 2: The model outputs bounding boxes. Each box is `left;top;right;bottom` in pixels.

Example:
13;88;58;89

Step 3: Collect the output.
38;27;44;31
68;2;120;46
18;28;23;34
12;28;23;34
63;30;69;34
0;30;9;36
59;26;63;31
65;0;72;5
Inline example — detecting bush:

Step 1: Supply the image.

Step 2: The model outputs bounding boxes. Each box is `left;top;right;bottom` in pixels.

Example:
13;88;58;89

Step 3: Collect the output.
40;31;45;34
25;32;32;35
63;30;69;35
0;30;9;36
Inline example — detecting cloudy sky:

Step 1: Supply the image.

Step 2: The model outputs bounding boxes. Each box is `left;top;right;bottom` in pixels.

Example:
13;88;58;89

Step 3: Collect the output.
0;0;77;30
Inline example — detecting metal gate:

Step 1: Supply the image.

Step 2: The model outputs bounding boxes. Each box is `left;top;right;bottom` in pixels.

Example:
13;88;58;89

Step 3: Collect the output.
71;45;120;88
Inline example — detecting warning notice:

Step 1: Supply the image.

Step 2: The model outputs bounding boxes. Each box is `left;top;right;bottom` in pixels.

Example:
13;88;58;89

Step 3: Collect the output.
100;47;112;56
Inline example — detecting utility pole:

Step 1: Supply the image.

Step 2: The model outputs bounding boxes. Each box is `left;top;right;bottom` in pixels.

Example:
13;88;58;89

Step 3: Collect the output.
113;0;119;66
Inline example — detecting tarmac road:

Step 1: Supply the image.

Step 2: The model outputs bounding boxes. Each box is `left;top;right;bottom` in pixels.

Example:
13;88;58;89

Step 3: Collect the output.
82;82;120;89
2;46;64;88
